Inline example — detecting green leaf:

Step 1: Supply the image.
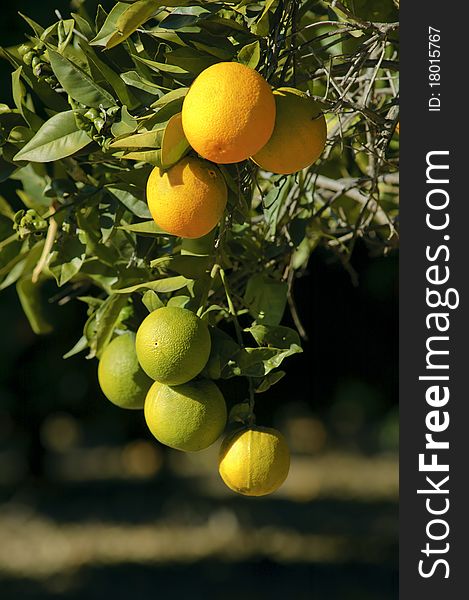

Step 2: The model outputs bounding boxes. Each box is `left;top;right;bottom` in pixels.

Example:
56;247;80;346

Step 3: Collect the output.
142;289;164;312
94;293;130;357
57;19;75;53
246;324;301;349
121;150;162;166
118;220;171;236
0;48;68;114
111;105;139;137
191;38;235;61
181;230;216;256
237;41;261;69
13;111;91;163
159;7;209;30
16;276;53;335
244;274;288;326
63;335;88;359
18;12;44;37
151;87;189;109
132;54;189;76
8;126;34;145
110;128;164;149
222;344;302;378
202;327;240;380
121;71;163;95
167;295;191;308
0;241;43;291
255;370;286;393
150;254;210;279
114;275;189;294
79;43;140;109
72;13;95;40
112;0;160;48
106;183;151;219
89;3;129;47
160;113;190;169
12;163;49;209
0;196;15;220
228;402;252;424
91;0;160;49
11;68;43;131
48;50;116;109
165;47;219;75
48;236;87;286
254;0;275;36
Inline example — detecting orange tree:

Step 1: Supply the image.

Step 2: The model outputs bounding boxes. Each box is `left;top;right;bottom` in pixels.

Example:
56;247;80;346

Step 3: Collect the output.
0;1;399;449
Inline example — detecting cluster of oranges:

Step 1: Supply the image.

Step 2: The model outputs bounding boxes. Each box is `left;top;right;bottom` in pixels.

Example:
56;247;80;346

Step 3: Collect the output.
98;306;290;497
147;61;327;239
98;62;327;497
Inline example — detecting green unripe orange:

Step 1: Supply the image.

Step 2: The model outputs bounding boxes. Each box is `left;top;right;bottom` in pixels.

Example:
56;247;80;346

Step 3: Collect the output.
144;379;227;451
98;333;152;410
135;306;211;385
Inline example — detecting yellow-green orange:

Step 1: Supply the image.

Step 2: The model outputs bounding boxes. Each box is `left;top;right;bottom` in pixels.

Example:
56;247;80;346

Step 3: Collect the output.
182;62;276;164
252;88;327;174
219;427;290;496
144;380;227;451
146;157;227;239
135;306;211;385
98;333;152;410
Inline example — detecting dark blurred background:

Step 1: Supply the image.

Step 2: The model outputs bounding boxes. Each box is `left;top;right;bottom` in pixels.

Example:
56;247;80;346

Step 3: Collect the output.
0;2;398;599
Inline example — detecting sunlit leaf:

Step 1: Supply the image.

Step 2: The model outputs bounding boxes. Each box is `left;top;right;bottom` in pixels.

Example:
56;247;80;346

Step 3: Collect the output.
118;219;170;236
106;183;151;219
48;50;116;109
237;41;261;69
13;111;91;163
160;113;190;169
114;275;189;294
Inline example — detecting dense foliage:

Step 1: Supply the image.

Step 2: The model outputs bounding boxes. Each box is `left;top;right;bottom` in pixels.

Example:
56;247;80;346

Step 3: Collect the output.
0;0;399;418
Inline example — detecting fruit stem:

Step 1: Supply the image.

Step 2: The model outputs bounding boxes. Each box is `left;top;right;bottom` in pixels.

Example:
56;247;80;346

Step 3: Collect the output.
220;267;256;423
196;263;220;317
32;204;57;284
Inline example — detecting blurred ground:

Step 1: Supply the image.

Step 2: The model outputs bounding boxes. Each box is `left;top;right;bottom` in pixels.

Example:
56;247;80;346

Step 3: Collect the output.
0;446;397;599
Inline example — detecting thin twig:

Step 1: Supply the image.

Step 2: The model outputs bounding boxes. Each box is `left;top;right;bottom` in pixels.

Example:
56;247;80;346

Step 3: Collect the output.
32;205;58;284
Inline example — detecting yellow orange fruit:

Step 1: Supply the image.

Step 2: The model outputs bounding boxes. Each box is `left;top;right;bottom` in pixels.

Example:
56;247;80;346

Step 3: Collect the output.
146;157;227;239
135;306;211;385
98;333;152;410
252;88;327;174
181;62;276;164
219;426;290;496
144;379;227;452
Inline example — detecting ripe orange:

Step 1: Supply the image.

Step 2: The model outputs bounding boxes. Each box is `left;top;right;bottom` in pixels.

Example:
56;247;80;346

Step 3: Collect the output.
252;88;327;174
219;426;290;496
144;379;227;452
181;62;276;164
146;157;227;239
135;306;211;385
